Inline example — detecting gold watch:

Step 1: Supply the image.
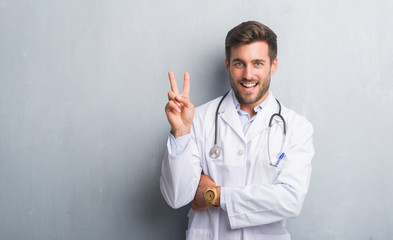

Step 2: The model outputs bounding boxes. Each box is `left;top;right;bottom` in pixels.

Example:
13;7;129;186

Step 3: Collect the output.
204;186;220;207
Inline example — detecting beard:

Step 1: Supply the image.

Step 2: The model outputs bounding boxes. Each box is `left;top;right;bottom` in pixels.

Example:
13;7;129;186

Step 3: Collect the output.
230;75;271;106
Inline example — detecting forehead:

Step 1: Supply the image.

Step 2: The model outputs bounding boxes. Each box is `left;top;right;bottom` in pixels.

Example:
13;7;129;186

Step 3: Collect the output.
230;41;270;62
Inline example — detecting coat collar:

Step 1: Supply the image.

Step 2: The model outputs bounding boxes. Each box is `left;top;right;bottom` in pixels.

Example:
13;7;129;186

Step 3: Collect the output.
218;89;282;143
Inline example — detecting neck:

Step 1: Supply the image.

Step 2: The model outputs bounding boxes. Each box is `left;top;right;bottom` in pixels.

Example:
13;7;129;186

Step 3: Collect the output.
239;91;269;118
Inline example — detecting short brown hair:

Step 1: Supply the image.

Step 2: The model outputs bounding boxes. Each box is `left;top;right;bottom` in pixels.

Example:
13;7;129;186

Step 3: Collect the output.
225;21;277;63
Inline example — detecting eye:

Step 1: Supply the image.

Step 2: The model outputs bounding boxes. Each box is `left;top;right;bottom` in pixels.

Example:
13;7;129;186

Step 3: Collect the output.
255;62;263;67
234;61;244;67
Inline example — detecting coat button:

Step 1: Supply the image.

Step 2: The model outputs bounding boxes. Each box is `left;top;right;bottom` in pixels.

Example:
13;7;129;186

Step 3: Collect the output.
238;150;243;156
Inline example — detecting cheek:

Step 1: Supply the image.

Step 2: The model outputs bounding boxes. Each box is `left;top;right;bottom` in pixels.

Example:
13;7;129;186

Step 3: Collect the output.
230;69;243;79
256;69;268;79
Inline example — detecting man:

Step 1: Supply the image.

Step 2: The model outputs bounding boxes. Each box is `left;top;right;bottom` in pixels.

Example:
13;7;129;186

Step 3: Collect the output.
160;21;314;240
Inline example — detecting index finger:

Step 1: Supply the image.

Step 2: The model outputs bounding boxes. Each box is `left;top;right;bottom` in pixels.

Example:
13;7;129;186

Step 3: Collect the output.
168;71;179;95
183;72;190;97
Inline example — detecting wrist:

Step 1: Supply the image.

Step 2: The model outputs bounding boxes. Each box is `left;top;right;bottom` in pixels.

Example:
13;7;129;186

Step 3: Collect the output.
171;127;191;139
204;186;221;207
214;186;221;207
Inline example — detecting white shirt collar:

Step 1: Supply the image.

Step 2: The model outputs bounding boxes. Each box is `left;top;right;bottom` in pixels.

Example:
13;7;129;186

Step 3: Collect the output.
232;91;271;115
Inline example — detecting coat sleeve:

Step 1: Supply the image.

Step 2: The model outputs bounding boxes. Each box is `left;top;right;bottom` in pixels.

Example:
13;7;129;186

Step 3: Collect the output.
159;124;202;209
224;116;314;229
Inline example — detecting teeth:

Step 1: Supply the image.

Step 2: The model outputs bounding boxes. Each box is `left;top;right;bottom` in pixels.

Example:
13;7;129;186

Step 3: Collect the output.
242;83;256;88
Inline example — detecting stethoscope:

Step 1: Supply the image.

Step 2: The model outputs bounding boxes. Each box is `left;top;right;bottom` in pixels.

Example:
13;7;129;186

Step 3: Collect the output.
208;91;287;167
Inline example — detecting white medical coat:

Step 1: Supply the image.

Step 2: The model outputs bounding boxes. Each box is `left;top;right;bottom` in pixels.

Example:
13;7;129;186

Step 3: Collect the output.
160;90;314;240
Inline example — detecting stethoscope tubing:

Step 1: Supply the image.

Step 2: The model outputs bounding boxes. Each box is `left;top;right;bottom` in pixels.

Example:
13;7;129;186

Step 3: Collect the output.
213;91;230;146
210;91;287;167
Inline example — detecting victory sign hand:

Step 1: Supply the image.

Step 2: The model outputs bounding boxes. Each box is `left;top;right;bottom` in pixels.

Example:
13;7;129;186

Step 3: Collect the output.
165;71;194;138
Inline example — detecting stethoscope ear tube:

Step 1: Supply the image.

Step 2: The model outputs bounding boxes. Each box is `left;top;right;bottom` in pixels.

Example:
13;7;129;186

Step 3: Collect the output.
270;99;286;134
210;91;230;159
267;99;286;167
213;91;230;146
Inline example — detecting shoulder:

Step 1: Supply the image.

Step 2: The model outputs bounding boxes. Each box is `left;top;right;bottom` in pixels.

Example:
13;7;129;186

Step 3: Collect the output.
193;95;224;123
268;92;312;130
280;103;313;137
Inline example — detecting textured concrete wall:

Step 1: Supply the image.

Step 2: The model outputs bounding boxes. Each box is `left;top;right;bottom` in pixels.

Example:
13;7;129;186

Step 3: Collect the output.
1;0;392;239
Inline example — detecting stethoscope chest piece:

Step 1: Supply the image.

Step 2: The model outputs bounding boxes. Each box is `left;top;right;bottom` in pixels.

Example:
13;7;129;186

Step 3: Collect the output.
209;145;222;158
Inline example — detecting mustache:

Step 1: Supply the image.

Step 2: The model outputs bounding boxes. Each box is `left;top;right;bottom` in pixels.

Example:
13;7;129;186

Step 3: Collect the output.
240;78;257;82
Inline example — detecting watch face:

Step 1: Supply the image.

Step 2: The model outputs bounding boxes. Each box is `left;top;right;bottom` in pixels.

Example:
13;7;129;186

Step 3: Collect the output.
206;190;215;201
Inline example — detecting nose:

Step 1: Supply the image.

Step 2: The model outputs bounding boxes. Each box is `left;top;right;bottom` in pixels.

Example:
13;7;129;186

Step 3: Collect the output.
242;65;253;80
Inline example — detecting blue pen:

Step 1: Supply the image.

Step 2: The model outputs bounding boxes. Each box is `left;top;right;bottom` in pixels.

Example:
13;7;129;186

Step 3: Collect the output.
276;153;285;166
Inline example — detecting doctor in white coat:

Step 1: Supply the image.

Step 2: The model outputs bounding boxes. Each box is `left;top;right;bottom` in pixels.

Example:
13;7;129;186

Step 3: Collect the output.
160;21;314;240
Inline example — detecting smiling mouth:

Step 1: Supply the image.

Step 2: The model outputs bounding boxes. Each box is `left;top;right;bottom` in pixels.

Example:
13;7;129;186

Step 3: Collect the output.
240;82;257;88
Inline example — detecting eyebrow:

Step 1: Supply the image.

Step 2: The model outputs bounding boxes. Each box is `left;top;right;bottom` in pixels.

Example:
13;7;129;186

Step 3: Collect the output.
232;58;243;62
232;58;266;63
252;59;267;63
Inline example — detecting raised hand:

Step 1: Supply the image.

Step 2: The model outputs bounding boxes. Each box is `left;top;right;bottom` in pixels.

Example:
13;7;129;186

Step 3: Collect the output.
165;71;195;138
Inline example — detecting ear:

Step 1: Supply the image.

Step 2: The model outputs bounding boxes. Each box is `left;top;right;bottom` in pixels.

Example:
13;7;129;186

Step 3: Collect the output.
225;58;229;72
270;58;278;75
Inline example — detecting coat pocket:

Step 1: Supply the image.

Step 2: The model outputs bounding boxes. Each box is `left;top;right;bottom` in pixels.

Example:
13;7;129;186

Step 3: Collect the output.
186;229;213;240
255;233;290;240
208;160;245;187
